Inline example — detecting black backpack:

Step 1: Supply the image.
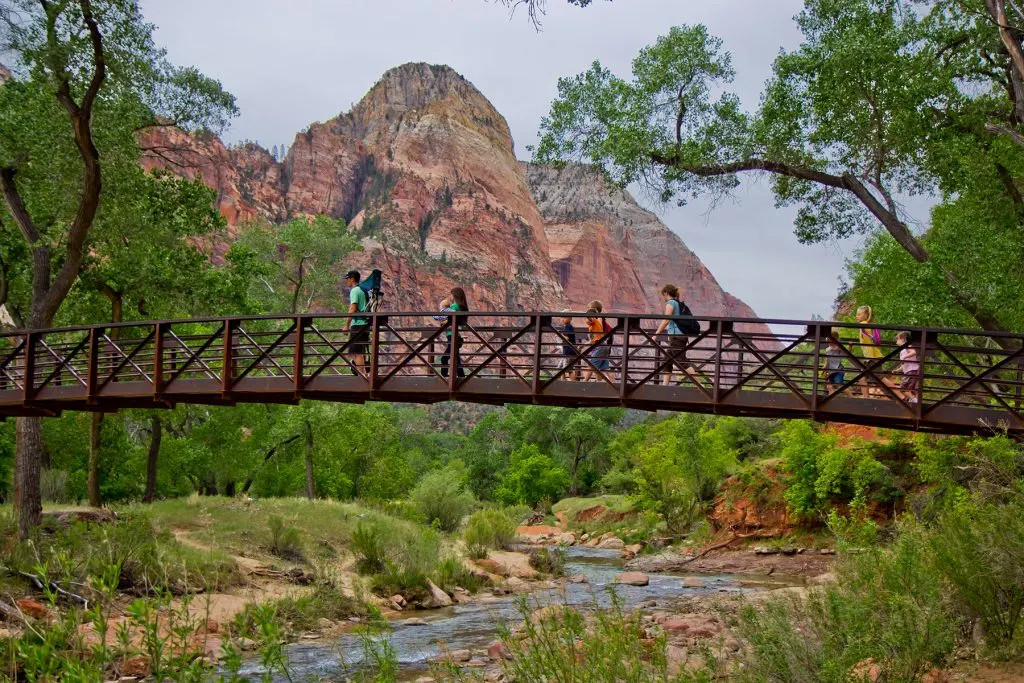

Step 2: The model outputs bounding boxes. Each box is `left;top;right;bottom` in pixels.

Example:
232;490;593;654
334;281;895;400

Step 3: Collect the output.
357;269;384;312
671;299;700;336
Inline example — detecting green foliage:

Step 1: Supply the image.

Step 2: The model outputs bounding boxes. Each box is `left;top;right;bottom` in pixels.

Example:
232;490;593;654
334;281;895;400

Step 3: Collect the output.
737;521;957;682
930;502;1024;646
779;421;895;521
464;508;517;558
349;515;443;597
267;516;304;562
495;444;571;508
627;415;737;535
527;547;566;577
230;216;360;314
496;593;687;682
8;511;238;595
409;465;476;532
234;583;366;639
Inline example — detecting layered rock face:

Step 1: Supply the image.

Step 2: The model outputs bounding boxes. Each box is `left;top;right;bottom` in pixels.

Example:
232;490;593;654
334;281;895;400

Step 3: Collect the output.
147;62;764;326
526;163;763;321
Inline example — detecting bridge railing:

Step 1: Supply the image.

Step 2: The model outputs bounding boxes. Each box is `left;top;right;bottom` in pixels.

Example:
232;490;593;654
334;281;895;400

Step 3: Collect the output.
0;312;1022;433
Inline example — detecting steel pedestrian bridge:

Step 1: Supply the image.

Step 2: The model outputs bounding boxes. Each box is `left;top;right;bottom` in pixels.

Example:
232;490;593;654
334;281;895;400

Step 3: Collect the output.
1;312;1022;435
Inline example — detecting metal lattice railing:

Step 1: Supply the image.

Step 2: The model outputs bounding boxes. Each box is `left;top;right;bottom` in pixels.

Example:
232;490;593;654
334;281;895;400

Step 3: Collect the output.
1;312;1022;435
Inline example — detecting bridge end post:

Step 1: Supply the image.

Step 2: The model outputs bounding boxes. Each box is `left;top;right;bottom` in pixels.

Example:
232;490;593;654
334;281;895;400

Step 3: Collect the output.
153;322;165;397
294;316;307;398
369;314;384;396
221;319;236;397
810;323;822;414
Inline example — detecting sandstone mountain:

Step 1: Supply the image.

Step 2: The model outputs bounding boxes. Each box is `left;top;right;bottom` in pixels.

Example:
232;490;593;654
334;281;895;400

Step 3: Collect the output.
145;62;763;325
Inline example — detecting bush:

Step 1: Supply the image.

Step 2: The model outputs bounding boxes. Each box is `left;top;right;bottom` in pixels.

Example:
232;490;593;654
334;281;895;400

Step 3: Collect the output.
497;594;683;681
464;509;517;558
267;516;304;561
494;445;570;508
528;547;566;577
234;583;366;637
8;512;238;594
409;467;475;532
350;515;443;598
736;520;957;682
351;520;388;574
434;554;488;593
930;502;1024;646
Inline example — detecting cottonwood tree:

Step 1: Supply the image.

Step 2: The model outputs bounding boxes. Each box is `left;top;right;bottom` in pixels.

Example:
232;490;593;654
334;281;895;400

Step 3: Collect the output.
0;0;235;536
534;2;1024;337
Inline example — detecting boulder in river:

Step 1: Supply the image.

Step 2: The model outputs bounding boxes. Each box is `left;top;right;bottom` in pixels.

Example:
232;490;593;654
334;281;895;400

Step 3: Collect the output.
598;536;625;550
488;640;512;661
682;577;706;588
425;579;453;607
616;571;650;586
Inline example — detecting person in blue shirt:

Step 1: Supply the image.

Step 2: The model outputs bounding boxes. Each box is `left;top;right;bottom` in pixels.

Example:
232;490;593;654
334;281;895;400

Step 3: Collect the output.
344;270;370;376
653;284;696;386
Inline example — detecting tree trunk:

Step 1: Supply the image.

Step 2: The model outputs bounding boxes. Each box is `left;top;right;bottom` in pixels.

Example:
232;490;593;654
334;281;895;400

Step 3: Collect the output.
15;417;43;539
87;412;103;507
241;434;300;494
143;415;162;503
304;420;315;500
569;442;583;496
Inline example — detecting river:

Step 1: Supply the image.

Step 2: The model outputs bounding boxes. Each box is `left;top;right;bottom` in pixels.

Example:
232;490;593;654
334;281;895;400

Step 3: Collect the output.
238;546;786;681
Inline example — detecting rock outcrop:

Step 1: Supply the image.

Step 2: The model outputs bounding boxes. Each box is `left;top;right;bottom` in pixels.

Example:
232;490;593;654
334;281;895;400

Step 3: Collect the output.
525;163;763;320
146;62;765;323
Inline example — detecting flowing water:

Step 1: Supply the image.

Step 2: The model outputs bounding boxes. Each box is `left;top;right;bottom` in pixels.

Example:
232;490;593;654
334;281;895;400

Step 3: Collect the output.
238;546;786;681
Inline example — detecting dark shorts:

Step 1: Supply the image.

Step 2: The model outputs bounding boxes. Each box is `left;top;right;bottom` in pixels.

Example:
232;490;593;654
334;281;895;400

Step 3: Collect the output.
827;371;845;386
666;335;690;370
899;373;920;392
349;324;370;355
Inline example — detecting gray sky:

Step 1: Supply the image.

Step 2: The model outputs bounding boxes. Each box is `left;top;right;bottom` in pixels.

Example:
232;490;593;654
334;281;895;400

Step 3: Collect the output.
141;0;865;320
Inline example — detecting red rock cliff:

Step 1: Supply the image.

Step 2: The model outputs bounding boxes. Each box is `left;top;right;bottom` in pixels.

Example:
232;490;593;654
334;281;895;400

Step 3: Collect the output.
145;62;765;325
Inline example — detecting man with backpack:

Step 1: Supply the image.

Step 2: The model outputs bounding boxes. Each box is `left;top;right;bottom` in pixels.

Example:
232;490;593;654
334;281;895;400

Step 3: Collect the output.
344;270;371;376
653;284;702;387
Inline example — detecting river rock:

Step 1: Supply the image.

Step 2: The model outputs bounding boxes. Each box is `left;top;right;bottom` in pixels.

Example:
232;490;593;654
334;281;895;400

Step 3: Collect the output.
426;579;453;607
580;533;590;542
753;546;780;555
624;543;644;556
616;571;650;586
430;649;472;663
317;618;334;629
682;577;706;588
488;640;512;661
551;532;576;546
237;637;257;651
586;537;601;547
849;658;882;682
15;599;49;619
566;574;589;584
404;617;429;626
390;594;407;608
810;572;837;585
598;536;625;550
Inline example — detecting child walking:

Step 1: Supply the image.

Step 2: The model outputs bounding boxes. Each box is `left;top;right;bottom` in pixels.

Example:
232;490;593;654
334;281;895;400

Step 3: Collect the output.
821;333;845;394
895;331;920;403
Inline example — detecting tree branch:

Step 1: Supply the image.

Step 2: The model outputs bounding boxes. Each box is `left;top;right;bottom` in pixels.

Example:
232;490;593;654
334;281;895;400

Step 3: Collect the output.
986;121;1024;146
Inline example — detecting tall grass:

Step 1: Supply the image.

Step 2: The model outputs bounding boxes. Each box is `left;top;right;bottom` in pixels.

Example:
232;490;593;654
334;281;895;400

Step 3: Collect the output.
464;508;516;558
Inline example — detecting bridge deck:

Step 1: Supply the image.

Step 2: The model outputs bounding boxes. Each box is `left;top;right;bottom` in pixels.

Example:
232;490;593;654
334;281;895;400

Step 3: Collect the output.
0;312;1021;435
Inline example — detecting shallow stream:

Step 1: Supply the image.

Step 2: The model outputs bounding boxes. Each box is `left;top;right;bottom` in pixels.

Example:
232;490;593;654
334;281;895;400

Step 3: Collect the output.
238;546;784;681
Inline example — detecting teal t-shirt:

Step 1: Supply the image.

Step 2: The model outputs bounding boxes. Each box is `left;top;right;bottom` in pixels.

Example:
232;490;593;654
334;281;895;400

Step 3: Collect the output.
350;286;369;326
666;299;682;336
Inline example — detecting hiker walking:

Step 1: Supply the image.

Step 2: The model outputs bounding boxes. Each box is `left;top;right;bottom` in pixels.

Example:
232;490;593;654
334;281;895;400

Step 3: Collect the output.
436;287;469;378
582;307;612;383
821;332;845;394
895;331;920;403
344;270;371;376
856;305;884;397
653;284;700;386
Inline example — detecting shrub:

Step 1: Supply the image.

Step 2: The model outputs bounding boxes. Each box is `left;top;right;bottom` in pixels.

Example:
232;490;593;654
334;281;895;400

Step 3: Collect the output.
464;509;517;558
494;445;570;508
528;547;566;577
497;594;682;681
825;507;879;549
234;583;366;637
736;521;957;682
267;516;304;561
8;512;238;594
351;516;442;598
930;502;1024;646
409;467;475;532
351;519;389;574
434;554;488;593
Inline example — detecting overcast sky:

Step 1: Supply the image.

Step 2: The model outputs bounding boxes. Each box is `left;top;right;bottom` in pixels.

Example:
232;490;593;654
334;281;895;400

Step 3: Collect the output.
140;0;868;320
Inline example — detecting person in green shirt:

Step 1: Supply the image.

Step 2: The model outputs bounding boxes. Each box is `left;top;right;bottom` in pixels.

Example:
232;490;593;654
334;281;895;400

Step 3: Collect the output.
434;287;469;378
344;270;370;376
